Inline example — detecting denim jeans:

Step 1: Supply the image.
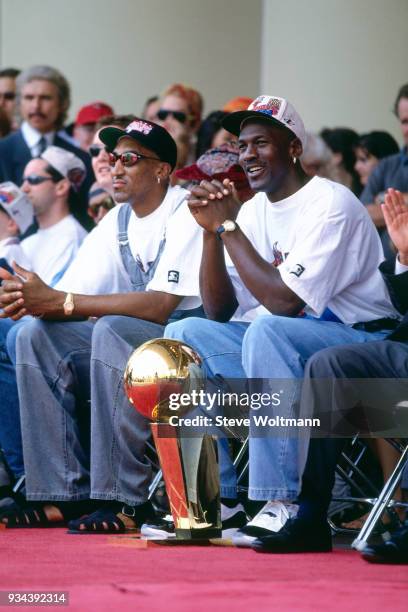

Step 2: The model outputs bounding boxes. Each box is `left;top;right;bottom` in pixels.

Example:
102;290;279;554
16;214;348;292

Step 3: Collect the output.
15;315;164;504
0;319;25;478
164;315;389;501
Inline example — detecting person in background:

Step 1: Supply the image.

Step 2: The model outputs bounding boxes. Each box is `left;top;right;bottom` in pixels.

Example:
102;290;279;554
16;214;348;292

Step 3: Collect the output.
0;108;11;139
176;142;253;204
87;182;115;224
88;114;136;198
0;68;20;132
0;182;32;269
0;65;94;228
196;111;232;159
300;132;333;178
354;131;399;187
222;97;254;113
142;95;160;122
64;101;114;152
321;127;362;195
156;83;203;169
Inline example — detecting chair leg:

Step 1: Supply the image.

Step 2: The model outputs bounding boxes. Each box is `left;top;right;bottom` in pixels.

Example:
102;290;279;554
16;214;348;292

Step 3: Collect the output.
352;445;408;551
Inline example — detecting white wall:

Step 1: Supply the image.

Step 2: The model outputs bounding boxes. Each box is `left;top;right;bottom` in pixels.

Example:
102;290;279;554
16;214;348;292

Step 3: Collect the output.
261;0;408;143
0;0;262;120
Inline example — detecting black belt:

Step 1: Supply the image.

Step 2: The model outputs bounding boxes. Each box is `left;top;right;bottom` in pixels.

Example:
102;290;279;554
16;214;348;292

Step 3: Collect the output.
352;318;401;333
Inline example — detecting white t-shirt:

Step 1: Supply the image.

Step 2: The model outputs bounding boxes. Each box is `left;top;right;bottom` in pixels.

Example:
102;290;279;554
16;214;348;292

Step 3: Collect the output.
21;215;87;286
57;186;202;311
227;177;399;325
0;237;31;270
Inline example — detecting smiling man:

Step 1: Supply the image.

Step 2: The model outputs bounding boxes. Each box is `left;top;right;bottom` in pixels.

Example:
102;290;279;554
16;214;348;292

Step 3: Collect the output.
163;95;400;550
0;118;204;531
0;65;93;227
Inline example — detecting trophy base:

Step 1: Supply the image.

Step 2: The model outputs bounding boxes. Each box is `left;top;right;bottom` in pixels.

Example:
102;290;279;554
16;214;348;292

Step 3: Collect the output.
175;527;222;540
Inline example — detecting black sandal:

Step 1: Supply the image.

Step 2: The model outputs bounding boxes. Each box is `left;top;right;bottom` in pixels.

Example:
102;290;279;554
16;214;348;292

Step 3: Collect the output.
68;501;154;534
0;500;94;528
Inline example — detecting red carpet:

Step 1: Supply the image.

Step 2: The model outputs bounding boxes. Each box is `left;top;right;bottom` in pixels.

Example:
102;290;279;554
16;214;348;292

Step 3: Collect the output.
1;529;407;611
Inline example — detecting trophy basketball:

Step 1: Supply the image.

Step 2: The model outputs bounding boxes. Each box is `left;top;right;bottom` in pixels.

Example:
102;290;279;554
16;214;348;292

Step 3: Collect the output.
124;338;221;540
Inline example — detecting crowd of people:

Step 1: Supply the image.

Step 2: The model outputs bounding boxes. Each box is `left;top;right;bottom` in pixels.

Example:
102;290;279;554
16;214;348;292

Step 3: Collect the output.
0;64;407;564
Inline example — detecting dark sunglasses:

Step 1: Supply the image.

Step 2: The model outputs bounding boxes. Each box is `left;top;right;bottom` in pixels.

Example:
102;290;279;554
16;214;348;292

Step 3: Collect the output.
88;144;106;158
0;92;15;101
108;151;159;167
157;109;189;124
22;174;55;186
88;196;115;218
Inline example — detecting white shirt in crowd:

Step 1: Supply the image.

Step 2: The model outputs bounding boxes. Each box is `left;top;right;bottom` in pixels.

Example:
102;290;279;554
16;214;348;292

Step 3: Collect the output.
57;185;203;311
0;237;31;270
22;214;87;286
227;176;399;326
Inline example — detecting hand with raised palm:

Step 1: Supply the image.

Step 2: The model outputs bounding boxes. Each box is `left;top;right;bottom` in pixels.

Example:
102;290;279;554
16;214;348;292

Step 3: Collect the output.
382;189;408;265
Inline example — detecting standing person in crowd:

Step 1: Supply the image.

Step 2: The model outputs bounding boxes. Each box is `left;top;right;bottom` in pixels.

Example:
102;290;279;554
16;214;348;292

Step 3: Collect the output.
142;95;160;123
0;146;87;497
0;65;94;228
354;131;399;187
253;187;408;554
0;68;20;133
156;83;203;169
162;95;399;546
0;119;204;531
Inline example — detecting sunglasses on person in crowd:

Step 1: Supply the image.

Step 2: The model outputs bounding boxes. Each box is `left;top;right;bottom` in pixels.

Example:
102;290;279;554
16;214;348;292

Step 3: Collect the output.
0;92;16;101
157;109;191;124
108;151;160;167
22;175;56;186
88;144;106;158
88;195;115;219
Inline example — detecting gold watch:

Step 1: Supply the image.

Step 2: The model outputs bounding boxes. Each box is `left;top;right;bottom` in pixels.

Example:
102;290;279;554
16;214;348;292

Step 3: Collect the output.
216;219;238;239
63;292;75;316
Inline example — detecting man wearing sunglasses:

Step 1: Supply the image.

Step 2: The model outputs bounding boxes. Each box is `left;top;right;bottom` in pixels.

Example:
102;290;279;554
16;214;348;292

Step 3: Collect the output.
0;68;20;130
0;146;88;502
0;119;204;532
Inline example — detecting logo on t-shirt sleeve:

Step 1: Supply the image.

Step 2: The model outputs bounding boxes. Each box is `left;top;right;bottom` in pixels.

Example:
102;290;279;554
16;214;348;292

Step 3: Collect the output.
168;270;180;283
289;264;305;277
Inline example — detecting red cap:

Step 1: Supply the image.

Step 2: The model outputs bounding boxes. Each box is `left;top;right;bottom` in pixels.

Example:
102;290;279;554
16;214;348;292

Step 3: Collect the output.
75;102;114;126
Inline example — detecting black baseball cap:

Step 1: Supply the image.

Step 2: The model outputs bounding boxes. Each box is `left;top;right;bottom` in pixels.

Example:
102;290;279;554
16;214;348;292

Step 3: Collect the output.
99;118;178;171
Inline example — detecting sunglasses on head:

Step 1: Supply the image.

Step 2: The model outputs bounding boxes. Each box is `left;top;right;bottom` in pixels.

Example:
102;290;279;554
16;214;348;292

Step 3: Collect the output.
89;144;106;158
0;92;15;101
157;109;189;124
22;174;56;186
108;151;160;167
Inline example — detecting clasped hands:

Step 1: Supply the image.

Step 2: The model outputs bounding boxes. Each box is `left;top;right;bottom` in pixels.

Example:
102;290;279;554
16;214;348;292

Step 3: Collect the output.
0;262;54;321
187;178;241;233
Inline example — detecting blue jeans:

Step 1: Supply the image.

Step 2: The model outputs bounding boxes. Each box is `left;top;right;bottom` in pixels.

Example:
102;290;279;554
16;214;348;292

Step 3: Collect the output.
164;315;389;501
0;319;25;478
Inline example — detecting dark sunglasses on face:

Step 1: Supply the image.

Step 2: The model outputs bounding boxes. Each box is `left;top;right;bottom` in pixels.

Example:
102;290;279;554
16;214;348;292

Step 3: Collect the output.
157;109;189;124
108;151;159;167
0;92;15;101
89;144;106;158
88;196;115;218
22;174;56;186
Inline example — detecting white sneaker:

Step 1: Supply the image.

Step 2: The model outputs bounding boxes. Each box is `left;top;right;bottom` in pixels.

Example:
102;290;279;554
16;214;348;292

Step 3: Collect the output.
232;501;299;548
221;502;248;539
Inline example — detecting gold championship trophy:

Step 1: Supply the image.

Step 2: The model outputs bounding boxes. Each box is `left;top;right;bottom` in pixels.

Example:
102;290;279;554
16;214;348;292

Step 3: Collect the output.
124;338;221;540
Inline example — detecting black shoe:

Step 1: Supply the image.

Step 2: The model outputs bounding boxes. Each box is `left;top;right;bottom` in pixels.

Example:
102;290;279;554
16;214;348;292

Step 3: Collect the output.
361;526;408;564
141;514;176;540
251;518;332;553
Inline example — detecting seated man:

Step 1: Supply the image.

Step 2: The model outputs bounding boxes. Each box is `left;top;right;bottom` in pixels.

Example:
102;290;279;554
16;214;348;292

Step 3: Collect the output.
0;182;32;269
0;148;87;489
0;119;203;530
163;95;400;546
252;188;408;555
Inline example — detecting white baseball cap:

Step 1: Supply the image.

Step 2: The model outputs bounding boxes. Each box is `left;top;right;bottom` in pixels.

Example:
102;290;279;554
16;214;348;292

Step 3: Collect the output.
222;95;306;149
41;146;86;191
0;182;34;233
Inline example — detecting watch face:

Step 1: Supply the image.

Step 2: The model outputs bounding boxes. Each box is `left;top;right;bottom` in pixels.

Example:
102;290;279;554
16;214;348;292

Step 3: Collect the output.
223;220;236;232
65;303;74;315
